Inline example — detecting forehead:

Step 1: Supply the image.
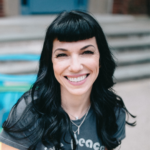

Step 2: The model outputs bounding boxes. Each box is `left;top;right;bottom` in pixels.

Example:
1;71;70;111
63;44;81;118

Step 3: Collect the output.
52;37;98;51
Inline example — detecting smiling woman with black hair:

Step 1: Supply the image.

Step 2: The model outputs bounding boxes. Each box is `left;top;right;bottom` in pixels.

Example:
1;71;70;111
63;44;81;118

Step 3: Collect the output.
0;11;135;150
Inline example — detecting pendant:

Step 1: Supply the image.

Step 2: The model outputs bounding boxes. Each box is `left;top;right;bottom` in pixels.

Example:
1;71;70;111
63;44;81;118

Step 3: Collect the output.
78;126;80;135
75;116;78;120
74;132;77;138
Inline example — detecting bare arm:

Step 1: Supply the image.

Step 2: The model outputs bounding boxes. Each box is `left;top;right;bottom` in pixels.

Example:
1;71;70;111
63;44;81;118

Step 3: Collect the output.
1;143;18;150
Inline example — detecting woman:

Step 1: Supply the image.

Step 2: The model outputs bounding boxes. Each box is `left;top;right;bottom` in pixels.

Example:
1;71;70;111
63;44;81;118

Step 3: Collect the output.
0;10;135;150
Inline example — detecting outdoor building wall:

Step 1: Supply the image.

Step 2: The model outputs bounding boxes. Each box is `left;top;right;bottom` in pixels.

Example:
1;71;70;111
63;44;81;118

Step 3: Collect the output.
89;0;113;14
3;0;20;16
0;0;149;17
0;0;4;17
113;0;148;14
0;0;113;17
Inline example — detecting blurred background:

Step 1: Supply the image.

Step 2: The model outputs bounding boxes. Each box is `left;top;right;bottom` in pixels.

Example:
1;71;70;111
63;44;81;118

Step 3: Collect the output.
0;0;150;149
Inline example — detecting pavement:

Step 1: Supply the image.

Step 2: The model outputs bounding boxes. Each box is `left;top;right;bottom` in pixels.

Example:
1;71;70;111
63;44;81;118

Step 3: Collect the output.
114;78;150;150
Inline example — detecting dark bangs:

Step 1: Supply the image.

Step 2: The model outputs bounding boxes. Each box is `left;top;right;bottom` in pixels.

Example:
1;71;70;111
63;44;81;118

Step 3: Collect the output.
49;11;95;42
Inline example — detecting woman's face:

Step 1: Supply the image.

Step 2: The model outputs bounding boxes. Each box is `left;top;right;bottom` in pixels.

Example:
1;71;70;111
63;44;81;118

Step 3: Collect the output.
52;37;100;96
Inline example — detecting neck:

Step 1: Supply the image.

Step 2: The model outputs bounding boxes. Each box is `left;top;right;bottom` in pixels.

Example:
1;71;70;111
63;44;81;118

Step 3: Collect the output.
61;88;91;120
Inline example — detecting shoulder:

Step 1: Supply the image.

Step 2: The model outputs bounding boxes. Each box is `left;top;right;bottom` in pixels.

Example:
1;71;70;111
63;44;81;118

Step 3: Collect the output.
0;90;39;149
114;107;126;124
15;91;32;118
113;107;126;141
16;90;38;113
17;89;38;107
5;90;38;126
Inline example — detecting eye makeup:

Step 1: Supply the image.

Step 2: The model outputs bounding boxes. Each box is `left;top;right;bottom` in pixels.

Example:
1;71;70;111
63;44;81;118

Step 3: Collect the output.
56;53;67;58
82;50;94;55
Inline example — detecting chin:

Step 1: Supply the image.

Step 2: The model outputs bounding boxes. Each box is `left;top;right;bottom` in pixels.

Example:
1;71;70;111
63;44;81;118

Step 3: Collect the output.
68;88;91;96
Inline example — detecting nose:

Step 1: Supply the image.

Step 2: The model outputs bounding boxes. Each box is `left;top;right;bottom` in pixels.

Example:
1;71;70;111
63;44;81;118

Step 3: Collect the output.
68;55;83;72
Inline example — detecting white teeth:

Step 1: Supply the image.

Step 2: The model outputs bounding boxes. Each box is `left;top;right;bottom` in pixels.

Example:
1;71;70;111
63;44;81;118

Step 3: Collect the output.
67;75;87;82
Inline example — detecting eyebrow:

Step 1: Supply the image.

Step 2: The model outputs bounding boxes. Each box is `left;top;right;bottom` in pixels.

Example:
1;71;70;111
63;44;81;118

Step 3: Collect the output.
54;45;95;53
80;45;95;50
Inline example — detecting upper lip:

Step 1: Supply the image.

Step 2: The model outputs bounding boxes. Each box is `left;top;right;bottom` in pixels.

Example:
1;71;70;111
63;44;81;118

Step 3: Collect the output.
64;73;89;78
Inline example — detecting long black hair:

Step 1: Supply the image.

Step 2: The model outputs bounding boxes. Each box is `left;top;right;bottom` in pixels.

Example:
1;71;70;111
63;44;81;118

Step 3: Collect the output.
3;10;136;150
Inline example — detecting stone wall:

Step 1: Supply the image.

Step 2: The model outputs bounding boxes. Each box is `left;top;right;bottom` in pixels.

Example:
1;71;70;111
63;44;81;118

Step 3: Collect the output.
0;0;4;17
0;0;114;17
113;0;149;14
0;0;20;17
3;0;20;16
89;0;113;14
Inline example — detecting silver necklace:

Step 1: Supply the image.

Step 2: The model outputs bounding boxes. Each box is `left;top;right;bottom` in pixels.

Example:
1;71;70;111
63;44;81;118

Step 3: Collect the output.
61;106;80;120
70;105;91;136
69;114;79;120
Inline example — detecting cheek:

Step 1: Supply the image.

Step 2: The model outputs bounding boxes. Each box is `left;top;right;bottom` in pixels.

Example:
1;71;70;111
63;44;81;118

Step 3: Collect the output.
86;56;99;71
53;64;63;84
52;61;67;78
53;63;62;76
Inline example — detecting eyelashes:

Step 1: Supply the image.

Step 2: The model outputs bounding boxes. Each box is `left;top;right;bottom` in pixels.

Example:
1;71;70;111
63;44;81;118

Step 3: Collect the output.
56;53;67;57
56;50;94;58
82;51;94;54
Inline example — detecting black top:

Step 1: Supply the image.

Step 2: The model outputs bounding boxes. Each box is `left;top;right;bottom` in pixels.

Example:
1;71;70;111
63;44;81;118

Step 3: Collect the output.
0;92;126;150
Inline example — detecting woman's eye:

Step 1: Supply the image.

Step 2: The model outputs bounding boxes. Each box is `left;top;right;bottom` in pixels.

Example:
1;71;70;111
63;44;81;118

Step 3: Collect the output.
56;53;67;57
83;51;94;54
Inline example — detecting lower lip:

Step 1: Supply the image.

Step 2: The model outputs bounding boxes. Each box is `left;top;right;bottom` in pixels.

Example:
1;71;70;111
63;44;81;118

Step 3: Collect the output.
66;75;89;86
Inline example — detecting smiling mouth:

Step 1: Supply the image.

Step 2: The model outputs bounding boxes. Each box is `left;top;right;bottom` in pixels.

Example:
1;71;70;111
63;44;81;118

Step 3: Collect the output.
65;74;89;82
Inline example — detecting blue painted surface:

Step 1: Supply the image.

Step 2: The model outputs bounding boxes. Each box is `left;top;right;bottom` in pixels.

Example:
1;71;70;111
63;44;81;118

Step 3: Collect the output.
0;54;40;61
0;92;24;127
0;50;39;127
21;0;89;14
0;73;36;127
0;74;37;85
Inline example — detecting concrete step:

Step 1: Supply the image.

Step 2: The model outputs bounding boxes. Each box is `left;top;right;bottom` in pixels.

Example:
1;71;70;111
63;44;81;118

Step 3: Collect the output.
108;36;150;50
0;61;38;74
1;34;150;52
1;27;150;42
1;24;150;42
102;21;150;37
0;40;43;54
1;15;150;42
0;15;134;26
0;40;150;68
114;63;150;82
114;50;150;66
1;36;150;55
0;61;150;82
0;15;133;42
0;15;150;82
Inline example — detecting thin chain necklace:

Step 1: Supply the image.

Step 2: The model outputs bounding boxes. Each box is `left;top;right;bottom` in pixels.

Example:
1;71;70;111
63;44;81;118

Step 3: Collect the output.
70;105;91;136
68;113;79;120
61;106;80;120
